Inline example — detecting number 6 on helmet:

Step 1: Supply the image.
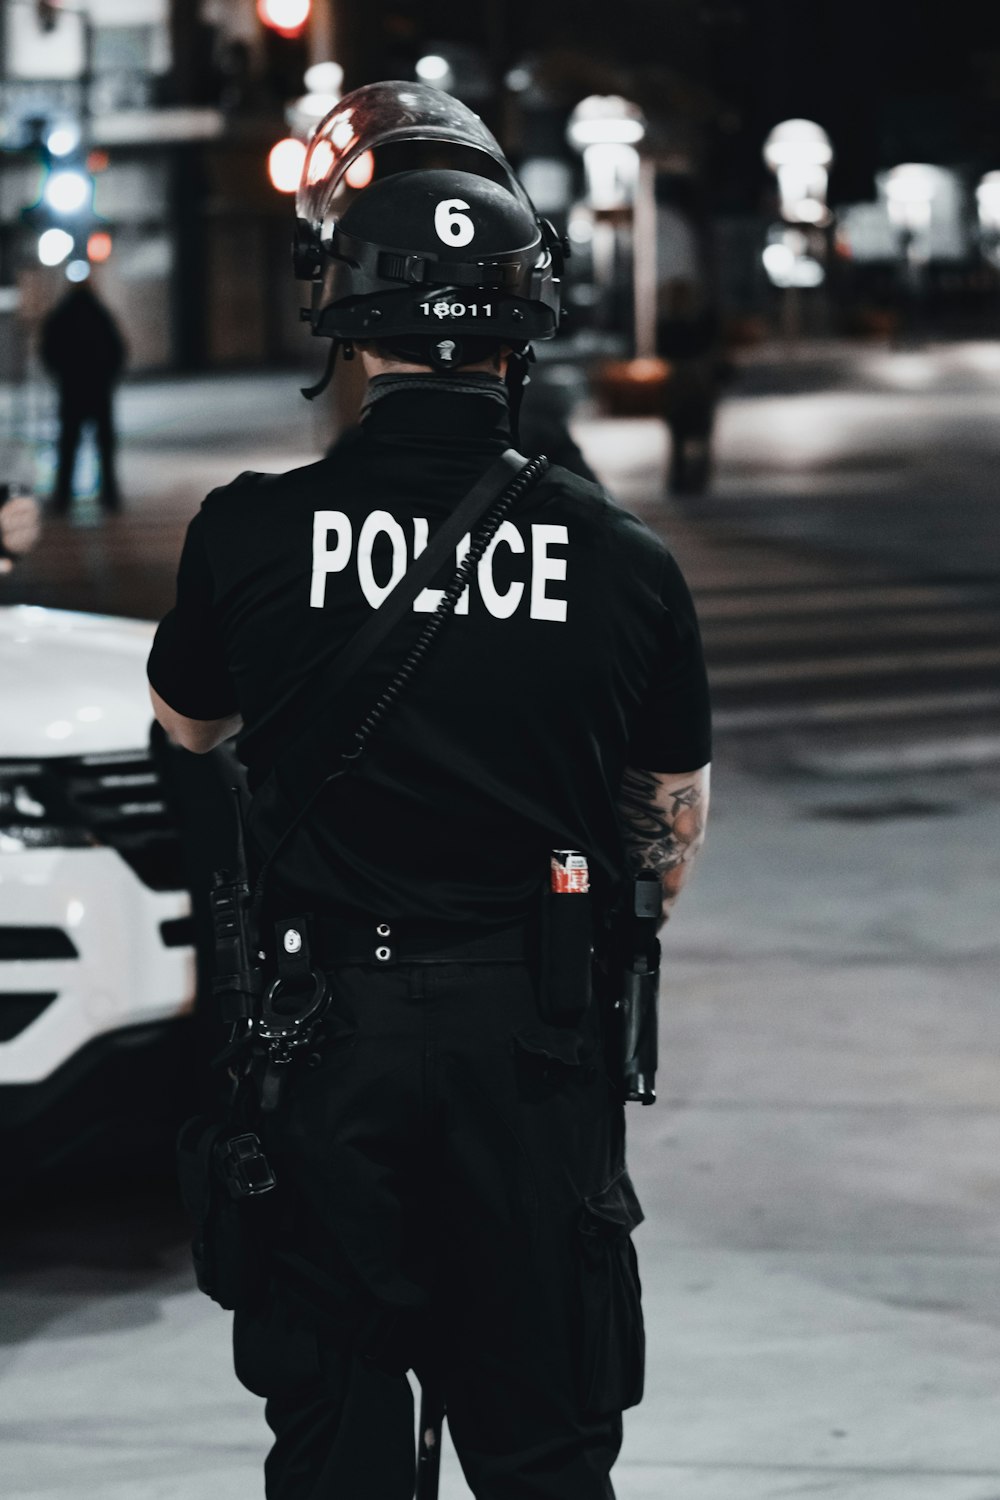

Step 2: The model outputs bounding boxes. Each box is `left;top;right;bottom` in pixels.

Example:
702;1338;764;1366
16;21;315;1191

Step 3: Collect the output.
434;198;475;246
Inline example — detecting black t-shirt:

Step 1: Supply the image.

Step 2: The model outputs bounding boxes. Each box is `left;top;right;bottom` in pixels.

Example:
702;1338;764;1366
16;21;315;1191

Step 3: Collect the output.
148;377;711;929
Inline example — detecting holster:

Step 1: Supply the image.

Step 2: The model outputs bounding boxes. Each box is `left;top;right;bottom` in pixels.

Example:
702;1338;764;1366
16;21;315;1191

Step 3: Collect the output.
175;1113;276;1311
602;871;661;1105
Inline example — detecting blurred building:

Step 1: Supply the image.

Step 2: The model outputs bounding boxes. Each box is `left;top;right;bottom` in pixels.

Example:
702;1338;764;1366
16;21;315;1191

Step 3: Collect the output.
0;0;743;380
0;0;315;378
6;0;1000;384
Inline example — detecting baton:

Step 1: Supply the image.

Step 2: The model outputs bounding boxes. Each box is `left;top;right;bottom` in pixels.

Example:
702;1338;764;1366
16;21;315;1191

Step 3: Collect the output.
414;1381;445;1500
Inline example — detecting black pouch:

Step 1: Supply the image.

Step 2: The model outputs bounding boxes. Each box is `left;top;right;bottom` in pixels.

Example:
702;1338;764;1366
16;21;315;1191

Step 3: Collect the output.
576;1168;646;1416
176;1115;275;1311
538;881;593;1025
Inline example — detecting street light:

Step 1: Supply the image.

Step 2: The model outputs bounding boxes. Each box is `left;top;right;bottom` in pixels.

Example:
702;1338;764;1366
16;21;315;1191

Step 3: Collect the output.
762;227;824;289
566;97;646;258
883;162;939;298
567;96;647;209
415;44;491;103
884;163;938;234
763;119;833;226
303;61;343;95
416;54;451;84
762;121;834;340
285;61;343;140
566;95;653;355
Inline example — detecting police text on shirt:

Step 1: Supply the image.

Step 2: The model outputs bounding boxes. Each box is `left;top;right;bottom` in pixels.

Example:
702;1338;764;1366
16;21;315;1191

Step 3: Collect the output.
310;510;569;622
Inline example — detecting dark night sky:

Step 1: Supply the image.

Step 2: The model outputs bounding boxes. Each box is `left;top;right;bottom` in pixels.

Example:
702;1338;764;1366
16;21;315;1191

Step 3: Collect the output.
722;1;1000;204
548;0;1000;206
370;1;1000;207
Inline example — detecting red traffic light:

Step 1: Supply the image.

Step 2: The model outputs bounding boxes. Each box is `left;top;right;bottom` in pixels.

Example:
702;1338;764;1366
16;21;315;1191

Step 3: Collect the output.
257;0;310;37
88;231;113;263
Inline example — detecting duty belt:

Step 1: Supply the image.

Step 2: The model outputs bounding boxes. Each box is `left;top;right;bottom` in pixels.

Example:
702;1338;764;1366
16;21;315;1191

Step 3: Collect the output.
310;919;532;968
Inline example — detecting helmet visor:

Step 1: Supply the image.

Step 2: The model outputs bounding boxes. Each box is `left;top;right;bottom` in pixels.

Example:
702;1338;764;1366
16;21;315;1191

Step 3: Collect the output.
296;80;533;230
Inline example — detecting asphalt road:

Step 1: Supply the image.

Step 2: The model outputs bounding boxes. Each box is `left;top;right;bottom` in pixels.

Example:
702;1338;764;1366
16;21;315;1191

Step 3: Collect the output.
3;342;1000;1499
711;339;1000;582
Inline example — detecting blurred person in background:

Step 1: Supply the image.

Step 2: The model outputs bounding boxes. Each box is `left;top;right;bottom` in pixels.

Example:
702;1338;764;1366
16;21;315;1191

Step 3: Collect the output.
40;280;126;513
0;485;41;573
657;275;721;497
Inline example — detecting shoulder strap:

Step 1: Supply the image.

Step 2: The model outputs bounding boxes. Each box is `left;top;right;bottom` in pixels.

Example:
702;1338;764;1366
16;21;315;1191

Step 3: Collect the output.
245;450;548;896
317;447;529;705
240;448;529;756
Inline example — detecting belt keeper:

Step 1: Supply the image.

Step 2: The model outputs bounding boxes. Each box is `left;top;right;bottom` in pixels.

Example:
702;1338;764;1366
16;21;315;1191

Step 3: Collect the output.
275;914;314;980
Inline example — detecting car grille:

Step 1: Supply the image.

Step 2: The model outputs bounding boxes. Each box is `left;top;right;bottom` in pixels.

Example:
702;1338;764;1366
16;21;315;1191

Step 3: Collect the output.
0;927;78;960
0;749;185;891
0;993;58;1043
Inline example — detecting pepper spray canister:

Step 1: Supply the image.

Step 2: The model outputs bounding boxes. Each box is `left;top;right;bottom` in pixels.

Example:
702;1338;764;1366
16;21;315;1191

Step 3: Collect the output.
551;850;590;894
538;850;593;1024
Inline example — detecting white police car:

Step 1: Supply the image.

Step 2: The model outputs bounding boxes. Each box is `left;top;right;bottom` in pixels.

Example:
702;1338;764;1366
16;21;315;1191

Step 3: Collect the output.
0;604;199;1171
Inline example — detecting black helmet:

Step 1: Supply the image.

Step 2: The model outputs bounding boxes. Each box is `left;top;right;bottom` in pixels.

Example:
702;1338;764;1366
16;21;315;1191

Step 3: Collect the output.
293;81;564;381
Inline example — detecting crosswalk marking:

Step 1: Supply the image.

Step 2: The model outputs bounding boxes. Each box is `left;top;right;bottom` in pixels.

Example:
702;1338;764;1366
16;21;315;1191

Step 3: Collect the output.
694;583;999;619
702;609;1000;650
710;642;1000;689
668;532;1000;763
714;689;1000;732
577;410;1000;768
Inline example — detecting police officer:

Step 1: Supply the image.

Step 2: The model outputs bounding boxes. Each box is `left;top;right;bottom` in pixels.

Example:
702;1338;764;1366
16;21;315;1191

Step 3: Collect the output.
148;83;711;1500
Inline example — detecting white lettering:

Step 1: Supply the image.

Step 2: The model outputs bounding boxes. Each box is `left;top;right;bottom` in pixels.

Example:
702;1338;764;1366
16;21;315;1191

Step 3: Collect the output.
357;510;407;609
530;524;569;622
478;521;525;619
310;511;352;608
311;511;570;621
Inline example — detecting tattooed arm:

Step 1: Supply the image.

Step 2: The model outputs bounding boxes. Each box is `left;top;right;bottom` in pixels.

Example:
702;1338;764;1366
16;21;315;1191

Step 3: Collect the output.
616;764;710;928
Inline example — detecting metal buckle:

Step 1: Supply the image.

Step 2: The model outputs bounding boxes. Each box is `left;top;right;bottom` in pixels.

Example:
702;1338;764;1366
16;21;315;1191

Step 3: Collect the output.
379;250;426;283
218;1132;277;1198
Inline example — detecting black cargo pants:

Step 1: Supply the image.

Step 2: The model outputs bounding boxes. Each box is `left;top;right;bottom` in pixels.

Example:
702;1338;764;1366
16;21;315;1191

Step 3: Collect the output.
232;959;645;1500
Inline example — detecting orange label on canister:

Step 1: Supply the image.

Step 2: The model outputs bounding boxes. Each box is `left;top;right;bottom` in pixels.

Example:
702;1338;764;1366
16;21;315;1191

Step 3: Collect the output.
551;850;590;893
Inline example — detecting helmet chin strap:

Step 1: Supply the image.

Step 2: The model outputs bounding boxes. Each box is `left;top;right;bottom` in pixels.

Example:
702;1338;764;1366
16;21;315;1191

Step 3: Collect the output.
300;338;341;401
504;345;533;442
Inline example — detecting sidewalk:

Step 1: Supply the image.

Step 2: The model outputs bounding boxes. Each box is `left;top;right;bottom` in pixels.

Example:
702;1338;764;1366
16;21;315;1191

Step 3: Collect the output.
607;760;1000;1499
4;759;998;1500
3;368;999;1498
593;353;1000;1493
